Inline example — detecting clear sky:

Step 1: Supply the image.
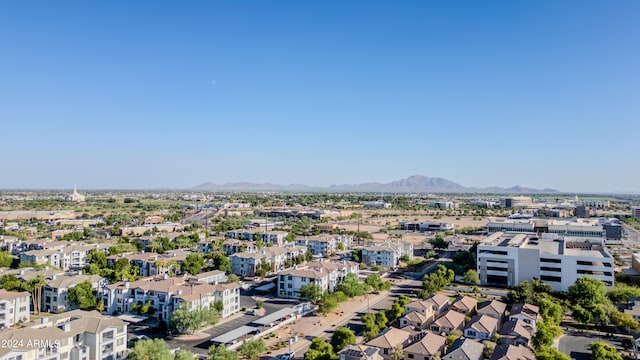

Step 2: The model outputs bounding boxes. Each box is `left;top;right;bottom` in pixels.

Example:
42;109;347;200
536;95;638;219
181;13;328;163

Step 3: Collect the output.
1;1;638;192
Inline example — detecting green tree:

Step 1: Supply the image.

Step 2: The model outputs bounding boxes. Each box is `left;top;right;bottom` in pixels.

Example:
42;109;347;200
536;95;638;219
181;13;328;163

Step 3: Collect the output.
420;265;454;298
319;293;339;314
0;251;14;267
238;339;266;360
532;321;562;349
535;347;570;360
611;311;638;332
337;273;370;297
174;350;196;360
463;269;480;284
568;276;611;324
304;338;337;360
365;274;391;291
430;233;448;249
170;302;219;334
182;254;205;275
330;327;355;352
208;345;238;360
212;252;231;271
68;280;97;309
227;274;239;283
26;275;45;314
590;341;623;360
128;339;174;360
608;284;640;303
300;283;324;303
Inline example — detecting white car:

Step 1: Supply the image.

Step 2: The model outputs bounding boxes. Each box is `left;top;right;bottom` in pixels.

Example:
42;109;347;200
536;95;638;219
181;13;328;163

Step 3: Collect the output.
275;351;295;360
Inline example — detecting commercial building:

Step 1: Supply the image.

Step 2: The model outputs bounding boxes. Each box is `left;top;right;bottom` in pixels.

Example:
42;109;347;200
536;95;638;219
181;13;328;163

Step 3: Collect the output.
501;197;533;209
632;207;640;218
399;222;454;232
477;232;614;291
0;309;127;360
487;218;608;239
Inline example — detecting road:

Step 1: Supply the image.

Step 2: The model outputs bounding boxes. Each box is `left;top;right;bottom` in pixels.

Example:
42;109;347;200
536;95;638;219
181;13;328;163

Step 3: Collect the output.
270;278;423;360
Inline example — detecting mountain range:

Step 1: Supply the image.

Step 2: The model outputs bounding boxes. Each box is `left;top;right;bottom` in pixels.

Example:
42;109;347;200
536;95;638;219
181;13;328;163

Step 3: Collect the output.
190;175;559;194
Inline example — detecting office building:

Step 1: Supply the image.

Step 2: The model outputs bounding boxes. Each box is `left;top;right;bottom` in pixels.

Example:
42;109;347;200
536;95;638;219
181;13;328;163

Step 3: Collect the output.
477;232;614;291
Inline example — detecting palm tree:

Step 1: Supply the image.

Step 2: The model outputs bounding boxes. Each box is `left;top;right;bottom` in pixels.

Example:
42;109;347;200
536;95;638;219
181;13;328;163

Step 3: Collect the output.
27;275;45;315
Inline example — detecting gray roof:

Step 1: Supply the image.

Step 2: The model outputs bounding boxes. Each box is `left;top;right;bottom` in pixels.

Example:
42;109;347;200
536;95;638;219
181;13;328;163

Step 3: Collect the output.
443;338;484;360
251;307;297;326
210;325;257;344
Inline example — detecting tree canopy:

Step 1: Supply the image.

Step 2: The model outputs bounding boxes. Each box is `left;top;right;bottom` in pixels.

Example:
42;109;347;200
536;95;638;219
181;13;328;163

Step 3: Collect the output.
590;341;623;360
182;253;205;275
238;339;266;360
68;280;97;309
330;327;355;352
128;339;174;360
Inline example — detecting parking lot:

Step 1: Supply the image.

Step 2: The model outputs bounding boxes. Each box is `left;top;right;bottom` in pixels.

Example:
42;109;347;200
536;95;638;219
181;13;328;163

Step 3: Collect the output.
127;291;295;357
558;331;624;360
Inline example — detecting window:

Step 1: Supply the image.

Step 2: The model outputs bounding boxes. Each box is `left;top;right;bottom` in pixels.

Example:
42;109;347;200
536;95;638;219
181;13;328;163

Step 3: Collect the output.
540;258;561;264
408;355;414;359
540;275;561;282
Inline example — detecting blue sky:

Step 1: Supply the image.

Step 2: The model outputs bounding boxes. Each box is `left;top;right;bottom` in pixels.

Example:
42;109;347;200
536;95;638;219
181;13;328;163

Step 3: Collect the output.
1;1;638;192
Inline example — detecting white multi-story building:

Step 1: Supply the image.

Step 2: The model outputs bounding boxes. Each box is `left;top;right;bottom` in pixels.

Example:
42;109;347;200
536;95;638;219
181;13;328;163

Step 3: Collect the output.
223;239;258;256
225;230;288;246
229;245;308;277
0;289;30;328
20;244;102;270
0;309;127;360
101;276;240;324
42;272;106;313
106;249;191;277
277;260;359;299
488;218;606;239
296;234;354;252
361;241;412;269
477;232;614;291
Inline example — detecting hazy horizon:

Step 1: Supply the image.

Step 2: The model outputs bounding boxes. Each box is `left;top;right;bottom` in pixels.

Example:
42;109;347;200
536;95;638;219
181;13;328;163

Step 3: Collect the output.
1;2;638;193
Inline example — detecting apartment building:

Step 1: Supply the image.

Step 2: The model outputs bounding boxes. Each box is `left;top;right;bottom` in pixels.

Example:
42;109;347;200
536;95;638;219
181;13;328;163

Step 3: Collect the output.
223;239;258;256
295;235;352;256
102;275;240;324
229;245;308;277
106;249;191;277
19;244;102;270
225;230;288;246
0;309;127;360
361;241;412;269
277;260;359;299
0;289;30;328
477;232;614;291
42;272;106;313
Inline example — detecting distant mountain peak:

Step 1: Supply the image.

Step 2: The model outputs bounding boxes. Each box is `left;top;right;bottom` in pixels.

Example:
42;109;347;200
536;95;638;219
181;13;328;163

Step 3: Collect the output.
190;176;558;193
